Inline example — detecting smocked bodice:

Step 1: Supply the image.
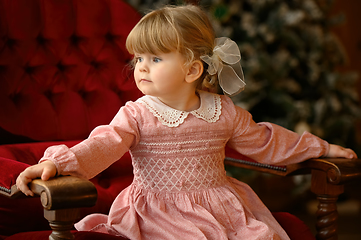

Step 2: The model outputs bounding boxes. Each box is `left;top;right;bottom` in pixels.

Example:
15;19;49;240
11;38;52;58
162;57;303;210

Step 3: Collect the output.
131;152;228;192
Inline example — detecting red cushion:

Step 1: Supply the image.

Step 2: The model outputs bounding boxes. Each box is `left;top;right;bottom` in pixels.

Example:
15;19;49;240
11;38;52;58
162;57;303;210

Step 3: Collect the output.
0;156;50;236
0;195;49;237
4;231;128;240
273;212;315;240
0;157;29;192
0;140;82;193
0;141;82;163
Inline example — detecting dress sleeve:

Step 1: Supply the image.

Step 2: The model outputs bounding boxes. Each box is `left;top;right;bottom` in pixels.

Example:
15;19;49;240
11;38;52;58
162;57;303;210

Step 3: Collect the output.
226;102;329;166
39;102;140;179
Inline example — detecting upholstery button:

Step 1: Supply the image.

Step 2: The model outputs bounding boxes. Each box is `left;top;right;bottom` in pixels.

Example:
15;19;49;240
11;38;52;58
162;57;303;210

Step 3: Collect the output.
78;90;88;99
56;62;66;72
36;35;47;45
6;38;16;48
0;66;5;77
9;92;21;104
205;142;210;148
105;32;116;42
90;60;101;69
43;90;53;100
70;34;81;46
24;66;35;74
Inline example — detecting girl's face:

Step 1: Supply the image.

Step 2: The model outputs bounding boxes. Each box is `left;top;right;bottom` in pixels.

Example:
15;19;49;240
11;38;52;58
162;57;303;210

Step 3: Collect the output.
134;51;194;104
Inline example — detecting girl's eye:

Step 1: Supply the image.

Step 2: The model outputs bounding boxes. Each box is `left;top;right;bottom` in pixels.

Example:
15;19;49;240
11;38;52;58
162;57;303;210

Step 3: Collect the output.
153;57;161;63
135;57;143;63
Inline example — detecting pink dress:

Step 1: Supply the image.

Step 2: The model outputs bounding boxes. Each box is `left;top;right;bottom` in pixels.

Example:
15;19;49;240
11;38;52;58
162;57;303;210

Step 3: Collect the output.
40;91;329;240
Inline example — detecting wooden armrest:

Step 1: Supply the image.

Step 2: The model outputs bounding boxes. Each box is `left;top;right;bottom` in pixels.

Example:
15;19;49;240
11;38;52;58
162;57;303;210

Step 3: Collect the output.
7;176;97;240
6;176;97;209
29;175;97;210
225;157;361;240
224;157;310;176
225;157;361;182
30;176;98;240
299;158;361;184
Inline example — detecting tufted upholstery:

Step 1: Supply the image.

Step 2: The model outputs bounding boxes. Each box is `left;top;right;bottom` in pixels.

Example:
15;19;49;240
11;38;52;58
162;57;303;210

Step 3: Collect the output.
0;0;142;239
0;0;142;144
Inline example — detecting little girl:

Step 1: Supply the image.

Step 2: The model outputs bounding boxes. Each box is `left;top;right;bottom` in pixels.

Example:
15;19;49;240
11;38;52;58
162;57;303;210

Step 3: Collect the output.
17;5;356;240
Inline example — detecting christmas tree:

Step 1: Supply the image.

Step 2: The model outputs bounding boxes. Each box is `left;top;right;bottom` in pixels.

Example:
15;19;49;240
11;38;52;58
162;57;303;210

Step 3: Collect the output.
207;0;360;151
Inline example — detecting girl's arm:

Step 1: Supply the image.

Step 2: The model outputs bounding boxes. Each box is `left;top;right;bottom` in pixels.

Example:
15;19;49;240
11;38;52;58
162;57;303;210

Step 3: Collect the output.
227;102;357;165
41;103;140;179
16;102;140;196
15;124;133;197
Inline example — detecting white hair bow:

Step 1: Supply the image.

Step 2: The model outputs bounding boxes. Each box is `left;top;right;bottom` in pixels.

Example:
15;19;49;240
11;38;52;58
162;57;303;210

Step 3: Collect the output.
200;37;245;96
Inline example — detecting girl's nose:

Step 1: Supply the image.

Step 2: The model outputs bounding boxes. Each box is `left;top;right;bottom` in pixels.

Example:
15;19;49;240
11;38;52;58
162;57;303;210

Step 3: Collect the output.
139;61;149;72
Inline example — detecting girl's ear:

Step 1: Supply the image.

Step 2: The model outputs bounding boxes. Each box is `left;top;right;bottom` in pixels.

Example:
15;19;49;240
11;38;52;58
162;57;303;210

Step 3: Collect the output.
185;60;204;83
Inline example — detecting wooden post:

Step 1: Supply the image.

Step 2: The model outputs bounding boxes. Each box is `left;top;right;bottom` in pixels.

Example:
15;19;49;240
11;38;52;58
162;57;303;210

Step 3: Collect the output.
311;169;344;240
44;208;79;240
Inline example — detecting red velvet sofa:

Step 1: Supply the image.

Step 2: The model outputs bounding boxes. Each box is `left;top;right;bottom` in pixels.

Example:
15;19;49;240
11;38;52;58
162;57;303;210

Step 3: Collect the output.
0;0;315;239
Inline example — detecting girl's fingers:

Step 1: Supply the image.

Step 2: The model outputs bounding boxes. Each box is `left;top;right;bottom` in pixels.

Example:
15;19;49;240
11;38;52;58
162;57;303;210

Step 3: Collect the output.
328;144;358;159
41;167;55;181
16;161;57;196
16;172;35;196
16;165;45;196
345;148;357;159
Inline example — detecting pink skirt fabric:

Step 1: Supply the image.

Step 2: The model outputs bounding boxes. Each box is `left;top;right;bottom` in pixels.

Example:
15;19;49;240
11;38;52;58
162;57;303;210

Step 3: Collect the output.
75;177;289;240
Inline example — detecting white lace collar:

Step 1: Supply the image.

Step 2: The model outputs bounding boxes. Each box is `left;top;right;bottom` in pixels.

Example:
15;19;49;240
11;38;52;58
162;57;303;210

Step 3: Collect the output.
138;91;222;127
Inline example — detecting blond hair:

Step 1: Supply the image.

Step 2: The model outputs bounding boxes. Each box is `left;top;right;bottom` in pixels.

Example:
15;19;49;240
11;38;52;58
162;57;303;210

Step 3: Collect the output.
126;5;217;91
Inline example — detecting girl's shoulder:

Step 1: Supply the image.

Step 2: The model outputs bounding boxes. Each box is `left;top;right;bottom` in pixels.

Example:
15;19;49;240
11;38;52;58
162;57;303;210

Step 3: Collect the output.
216;93;253;129
218;93;233;107
217;93;248;115
111;98;149;122
123;96;151;112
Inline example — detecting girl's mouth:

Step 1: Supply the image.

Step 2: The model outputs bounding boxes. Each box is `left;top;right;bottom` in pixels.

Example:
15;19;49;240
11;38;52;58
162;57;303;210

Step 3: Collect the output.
140;79;151;83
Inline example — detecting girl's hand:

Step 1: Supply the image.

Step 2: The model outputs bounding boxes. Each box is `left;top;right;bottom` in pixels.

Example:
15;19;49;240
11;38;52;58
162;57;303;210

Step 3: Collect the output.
325;144;358;159
16;160;57;196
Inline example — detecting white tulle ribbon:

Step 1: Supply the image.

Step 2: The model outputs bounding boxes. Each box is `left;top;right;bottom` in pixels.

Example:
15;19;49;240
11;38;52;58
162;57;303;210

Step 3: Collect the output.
200;37;245;96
